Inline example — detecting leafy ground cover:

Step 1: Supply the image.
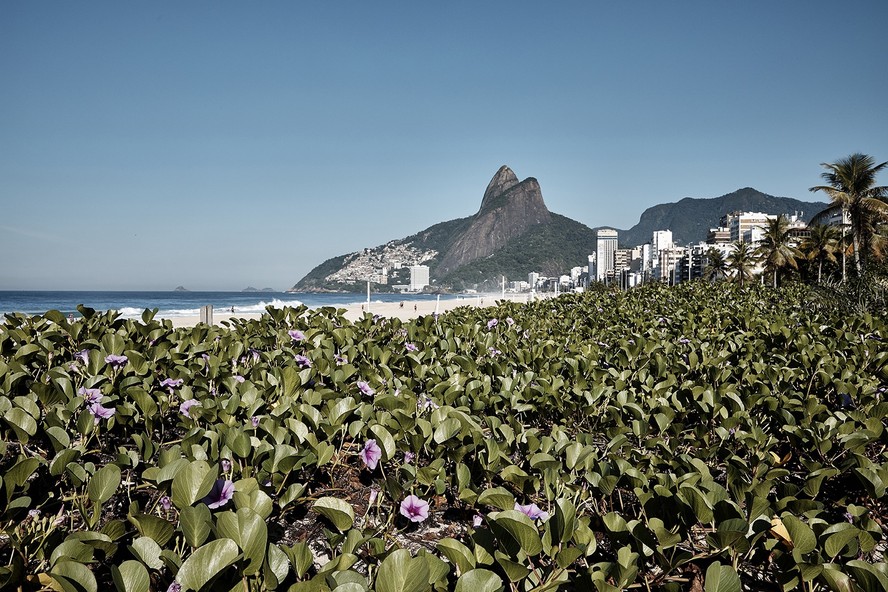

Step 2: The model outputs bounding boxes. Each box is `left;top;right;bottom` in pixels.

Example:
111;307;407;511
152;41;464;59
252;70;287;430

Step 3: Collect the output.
1;282;887;591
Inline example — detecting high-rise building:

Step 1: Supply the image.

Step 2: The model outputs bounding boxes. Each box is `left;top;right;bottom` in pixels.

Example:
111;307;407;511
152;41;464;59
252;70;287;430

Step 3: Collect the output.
651;230;673;271
595;229;618;281
408;265;429;291
528;272;540;290
722;212;775;243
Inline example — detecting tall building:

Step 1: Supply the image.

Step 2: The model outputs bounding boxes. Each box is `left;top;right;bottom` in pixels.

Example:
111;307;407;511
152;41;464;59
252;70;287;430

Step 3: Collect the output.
595;229;618;281
528;272;540;290
651;230;673;272
408;265;429;292
706;227;731;244
722;212;775;243
659;246;686;283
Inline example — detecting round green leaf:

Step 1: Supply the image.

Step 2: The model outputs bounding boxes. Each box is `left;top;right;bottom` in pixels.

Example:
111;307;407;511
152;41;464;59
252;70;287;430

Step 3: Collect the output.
313;497;355;532
376;549;430;592
704;562;741;592
177;538;240;591
50;560;98;592
112;560;150;592
477;487;515;512
454;568;504;592
88;464;121;504
492;510;543;556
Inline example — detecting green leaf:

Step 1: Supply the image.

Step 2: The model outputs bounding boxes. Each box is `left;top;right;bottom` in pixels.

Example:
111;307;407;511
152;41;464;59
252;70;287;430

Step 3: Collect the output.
111;560;150;592
454;569;504;592
376;549;430;592
781;514;816;555
370;424;397;460
215;508;268;576
704;562;741;592
171;460;216;508
129;514;174;547
313;497;355;532
4;407;37;438
88;464;121;504
550;498;577;544
50;560;98;592
176;538;240;591
129;537;164;570
436;538;475;575
492;510;543;556
477;487;515;511
179;505;212;548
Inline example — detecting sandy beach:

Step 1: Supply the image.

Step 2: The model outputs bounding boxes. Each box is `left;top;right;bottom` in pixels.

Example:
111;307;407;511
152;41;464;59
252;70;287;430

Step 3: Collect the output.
167;293;544;327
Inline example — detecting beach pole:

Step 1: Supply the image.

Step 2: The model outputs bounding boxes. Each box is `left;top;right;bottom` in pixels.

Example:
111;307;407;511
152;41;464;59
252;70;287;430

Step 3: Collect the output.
200;305;213;325
435;294;440;315
366;280;370;313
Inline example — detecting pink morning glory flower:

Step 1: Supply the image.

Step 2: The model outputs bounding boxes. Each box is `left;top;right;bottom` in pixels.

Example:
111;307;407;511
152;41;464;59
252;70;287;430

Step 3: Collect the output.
335;354;347;365
288;329;305;341
487;318;498;329
160;378;184;390
179;399;200;418
403;451;415;463
78;387;102;405
89;402;116;423
360;439;382;470
294;354;312;368
400;495;429;523
506;317;515;326
251;415;260;428
221;458;232;472
233;375;245;383
159;496;172;511
405;343;418;352
74;350;90;364
368;487;379;506
515;502;549;521
104;354;128;368
167;583;182;592
357;381;375;397
473;513;484;527
202;479;235;509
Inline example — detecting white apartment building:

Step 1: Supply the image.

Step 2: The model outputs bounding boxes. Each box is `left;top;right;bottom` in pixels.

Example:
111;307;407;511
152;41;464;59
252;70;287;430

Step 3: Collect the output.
651;230;673;273
595;228;618;281
408;265;429;292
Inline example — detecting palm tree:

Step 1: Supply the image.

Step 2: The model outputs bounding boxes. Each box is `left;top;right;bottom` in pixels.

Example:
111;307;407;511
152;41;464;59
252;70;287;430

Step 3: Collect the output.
810;153;888;273
727;241;757;287
757;214;801;287
802;224;842;284
703;248;728;282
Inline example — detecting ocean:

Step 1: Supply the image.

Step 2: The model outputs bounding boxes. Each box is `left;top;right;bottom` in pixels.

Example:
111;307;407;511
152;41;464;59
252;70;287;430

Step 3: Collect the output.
0;291;467;320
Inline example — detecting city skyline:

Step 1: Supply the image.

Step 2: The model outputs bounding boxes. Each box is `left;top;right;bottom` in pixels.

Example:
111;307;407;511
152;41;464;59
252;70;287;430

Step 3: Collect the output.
3;2;886;290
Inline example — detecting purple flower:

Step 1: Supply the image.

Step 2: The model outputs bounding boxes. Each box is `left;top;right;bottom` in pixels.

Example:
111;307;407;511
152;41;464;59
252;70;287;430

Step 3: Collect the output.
335;354;347;365
844;511;854;523
360;439;382;470
179;399;200;418
167;583;182;592
202;479;234;509
472;513;484;527
288;329;305;341
418;396;439;414
221;458;232;472
160;378;184;390
79;387;103;405
404;451;416;464
89;402;116;422
400;495;429;523
249;348;261;362
515;502;549;521
159;496;172;511
28;509;40;519
251;415;260;428
506;317;515;326
678;337;691;345
487;318;498;329
369;487;379;506
488;347;501;356
294;354;312;368
357;381;375;397
405;343;418;352
233;375;245;383
74;350;90;364
105;354;128;368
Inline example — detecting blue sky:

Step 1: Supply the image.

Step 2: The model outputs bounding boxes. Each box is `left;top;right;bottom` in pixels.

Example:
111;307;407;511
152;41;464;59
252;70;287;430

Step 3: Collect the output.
2;1;887;290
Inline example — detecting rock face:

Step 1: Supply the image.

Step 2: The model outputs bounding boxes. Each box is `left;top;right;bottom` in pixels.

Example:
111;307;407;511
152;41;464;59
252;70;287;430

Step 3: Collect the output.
437;166;551;274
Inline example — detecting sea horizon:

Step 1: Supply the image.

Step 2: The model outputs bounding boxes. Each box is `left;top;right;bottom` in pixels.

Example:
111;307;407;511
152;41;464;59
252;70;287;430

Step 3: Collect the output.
0;289;493;319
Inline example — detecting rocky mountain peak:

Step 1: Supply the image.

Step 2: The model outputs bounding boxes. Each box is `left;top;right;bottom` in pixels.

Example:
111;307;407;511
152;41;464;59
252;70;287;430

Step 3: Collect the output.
479;165;520;212
437;166;552;274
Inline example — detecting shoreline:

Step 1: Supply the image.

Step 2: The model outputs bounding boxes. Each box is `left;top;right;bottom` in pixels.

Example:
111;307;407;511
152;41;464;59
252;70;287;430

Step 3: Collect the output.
166;293;546;327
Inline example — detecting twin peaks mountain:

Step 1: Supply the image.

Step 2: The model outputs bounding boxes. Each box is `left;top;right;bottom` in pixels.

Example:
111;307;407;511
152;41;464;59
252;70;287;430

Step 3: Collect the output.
294;166;597;291
292;166;827;292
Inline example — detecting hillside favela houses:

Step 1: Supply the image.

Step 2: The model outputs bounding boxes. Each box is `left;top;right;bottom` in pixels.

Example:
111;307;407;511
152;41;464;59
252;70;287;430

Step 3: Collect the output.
291;166;832;295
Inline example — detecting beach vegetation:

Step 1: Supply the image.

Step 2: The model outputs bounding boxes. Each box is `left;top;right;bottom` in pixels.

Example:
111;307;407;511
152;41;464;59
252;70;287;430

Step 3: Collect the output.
1;283;888;590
